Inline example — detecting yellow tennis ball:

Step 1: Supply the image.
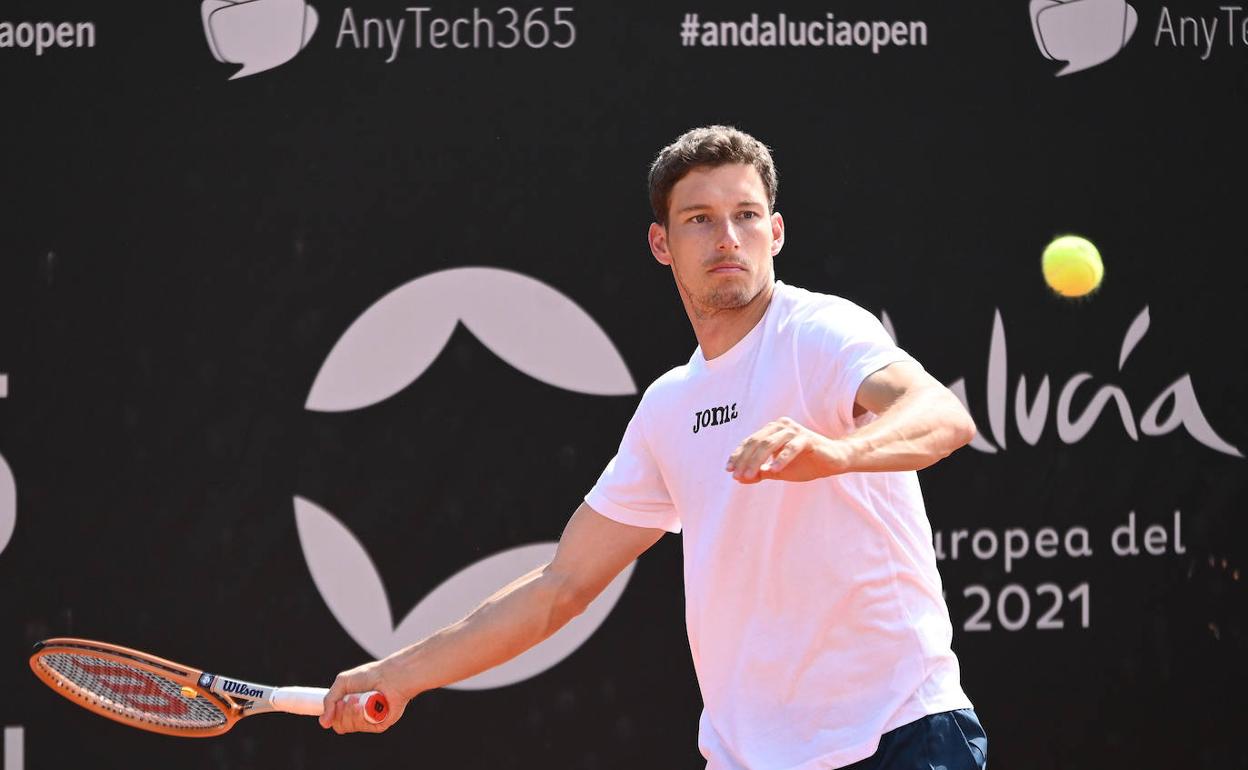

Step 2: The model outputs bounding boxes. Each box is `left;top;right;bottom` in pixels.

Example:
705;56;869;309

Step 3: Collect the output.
1042;235;1104;298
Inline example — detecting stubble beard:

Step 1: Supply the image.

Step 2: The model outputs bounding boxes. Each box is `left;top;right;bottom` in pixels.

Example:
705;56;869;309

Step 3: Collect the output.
676;263;767;319
700;283;755;310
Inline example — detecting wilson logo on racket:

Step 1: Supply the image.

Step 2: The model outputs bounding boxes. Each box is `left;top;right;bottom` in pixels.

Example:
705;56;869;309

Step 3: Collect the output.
296;268;638;690
219;679;266;699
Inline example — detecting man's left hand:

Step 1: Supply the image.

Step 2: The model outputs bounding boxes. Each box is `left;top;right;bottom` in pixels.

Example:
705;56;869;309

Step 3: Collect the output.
726;417;851;484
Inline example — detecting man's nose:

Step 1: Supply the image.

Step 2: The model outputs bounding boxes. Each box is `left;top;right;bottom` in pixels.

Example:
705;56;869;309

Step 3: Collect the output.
716;220;742;250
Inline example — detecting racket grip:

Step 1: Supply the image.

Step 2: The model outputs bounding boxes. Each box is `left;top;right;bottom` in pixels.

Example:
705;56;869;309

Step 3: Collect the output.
271;687;390;724
351;691;390;724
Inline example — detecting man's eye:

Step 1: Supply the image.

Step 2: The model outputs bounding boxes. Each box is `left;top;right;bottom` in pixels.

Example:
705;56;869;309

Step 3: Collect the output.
739;211;757;219
690;214;709;224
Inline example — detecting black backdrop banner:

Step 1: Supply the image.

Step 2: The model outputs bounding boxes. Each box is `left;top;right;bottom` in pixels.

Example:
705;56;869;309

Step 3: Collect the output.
2;0;1246;768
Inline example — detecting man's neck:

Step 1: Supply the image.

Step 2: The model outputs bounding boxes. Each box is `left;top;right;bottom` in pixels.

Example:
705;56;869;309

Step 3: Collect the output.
685;280;776;361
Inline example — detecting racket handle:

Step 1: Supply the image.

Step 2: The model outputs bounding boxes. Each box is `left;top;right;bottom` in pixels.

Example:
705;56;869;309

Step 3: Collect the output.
353;691;390;724
271;687;390;724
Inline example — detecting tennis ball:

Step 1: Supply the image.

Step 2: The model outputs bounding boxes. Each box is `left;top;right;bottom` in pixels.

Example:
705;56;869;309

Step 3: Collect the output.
1042;235;1104;298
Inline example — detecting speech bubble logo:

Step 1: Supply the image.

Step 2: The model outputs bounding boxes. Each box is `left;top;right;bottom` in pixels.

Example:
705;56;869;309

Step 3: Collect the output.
1030;0;1137;76
201;0;318;80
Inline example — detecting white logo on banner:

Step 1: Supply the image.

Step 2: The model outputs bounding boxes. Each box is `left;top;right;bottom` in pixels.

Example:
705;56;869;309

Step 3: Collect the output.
201;0;318;80
1030;0;1138;75
886;307;1241;456
296;267;637;689
0;373;15;557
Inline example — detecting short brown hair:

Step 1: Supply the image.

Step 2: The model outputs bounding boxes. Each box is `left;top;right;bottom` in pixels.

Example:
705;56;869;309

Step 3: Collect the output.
648;125;778;226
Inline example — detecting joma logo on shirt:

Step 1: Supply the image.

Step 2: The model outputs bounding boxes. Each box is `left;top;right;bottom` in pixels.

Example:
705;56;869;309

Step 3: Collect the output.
693;403;739;434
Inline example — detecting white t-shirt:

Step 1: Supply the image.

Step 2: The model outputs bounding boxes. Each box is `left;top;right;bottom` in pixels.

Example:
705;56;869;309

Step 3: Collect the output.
586;281;971;770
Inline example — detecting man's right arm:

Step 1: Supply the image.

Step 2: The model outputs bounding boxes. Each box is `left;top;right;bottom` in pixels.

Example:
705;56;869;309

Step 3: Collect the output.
319;502;666;733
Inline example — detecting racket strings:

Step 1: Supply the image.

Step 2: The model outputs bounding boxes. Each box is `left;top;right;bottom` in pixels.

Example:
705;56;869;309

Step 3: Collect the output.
36;652;227;731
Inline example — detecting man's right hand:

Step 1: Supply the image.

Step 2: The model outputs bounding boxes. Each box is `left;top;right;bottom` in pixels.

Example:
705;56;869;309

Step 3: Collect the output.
320;660;409;734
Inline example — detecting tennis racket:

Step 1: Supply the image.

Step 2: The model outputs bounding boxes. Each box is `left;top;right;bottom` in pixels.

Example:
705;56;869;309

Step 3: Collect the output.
29;637;389;738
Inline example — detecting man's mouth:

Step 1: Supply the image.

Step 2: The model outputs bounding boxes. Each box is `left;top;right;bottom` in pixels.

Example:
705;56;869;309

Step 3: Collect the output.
708;263;748;274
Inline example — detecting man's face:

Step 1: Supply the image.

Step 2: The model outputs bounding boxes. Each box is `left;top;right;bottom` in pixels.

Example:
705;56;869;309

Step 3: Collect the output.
649;163;784;312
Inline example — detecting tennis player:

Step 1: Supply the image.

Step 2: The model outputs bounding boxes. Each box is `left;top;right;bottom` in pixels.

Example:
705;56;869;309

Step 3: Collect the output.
322;126;988;769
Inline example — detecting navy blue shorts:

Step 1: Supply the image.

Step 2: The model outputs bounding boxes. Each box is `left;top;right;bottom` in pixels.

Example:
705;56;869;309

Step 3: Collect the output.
841;709;988;769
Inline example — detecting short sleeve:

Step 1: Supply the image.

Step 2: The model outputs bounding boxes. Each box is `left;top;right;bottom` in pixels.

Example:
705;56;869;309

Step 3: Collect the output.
585;402;681;534
803;301;916;433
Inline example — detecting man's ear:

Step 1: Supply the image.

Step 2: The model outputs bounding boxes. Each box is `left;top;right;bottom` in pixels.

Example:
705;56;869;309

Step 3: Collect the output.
770;211;785;256
649;222;673;266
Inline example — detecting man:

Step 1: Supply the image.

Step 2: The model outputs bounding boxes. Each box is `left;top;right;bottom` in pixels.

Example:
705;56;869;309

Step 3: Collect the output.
321;126;988;769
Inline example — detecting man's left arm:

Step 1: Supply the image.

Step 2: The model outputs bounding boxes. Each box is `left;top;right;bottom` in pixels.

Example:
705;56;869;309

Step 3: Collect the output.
727;361;976;483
